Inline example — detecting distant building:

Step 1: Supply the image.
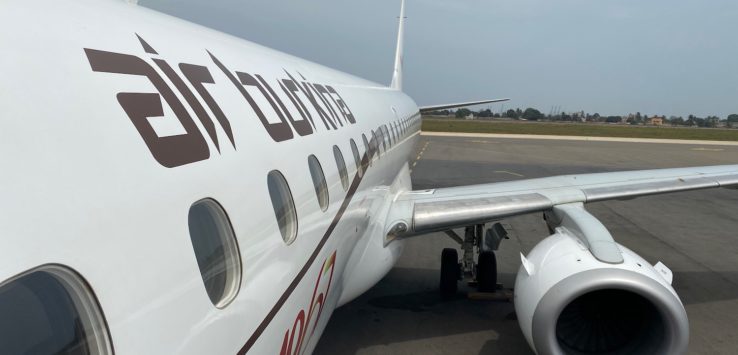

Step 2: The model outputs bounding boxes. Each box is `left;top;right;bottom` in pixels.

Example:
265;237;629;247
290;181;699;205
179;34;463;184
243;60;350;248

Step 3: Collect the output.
647;116;664;126
465;113;475;120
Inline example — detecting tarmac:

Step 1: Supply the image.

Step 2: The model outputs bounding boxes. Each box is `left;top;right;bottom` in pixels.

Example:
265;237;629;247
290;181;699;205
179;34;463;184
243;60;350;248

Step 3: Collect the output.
315;133;738;355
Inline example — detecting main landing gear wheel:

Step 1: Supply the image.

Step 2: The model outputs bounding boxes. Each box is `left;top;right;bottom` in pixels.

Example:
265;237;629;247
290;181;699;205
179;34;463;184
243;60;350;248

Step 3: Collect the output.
440;248;460;299
477;251;498;292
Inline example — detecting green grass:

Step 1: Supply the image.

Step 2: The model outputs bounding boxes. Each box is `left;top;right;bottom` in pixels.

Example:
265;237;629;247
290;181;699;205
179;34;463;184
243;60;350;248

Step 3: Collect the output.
421;118;738;141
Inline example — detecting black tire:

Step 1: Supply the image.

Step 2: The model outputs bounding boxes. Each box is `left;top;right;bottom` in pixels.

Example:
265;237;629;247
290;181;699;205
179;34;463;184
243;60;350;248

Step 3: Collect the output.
440;248;459;299
477;251;497;292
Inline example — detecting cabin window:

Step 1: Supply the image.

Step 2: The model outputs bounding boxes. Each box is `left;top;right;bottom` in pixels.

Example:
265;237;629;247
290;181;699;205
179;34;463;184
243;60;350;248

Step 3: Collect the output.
333;145;349;191
384;126;391;148
349;139;363;178
0;266;113;355
388;124;395;146
188;199;242;308
267;171;298;244
308;155;330;211
379;127;388;151
361;134;372;167
371;130;381;158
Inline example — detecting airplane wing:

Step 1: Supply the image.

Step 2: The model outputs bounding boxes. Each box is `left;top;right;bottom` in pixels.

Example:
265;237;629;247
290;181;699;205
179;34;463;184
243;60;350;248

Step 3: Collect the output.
387;164;738;237
418;98;510;113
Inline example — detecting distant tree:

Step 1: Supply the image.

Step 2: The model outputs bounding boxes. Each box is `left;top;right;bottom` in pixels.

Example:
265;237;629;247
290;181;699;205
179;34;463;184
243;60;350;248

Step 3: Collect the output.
705;116;720;128
477;109;493;118
455;108;472;118
605;116;621;123
670;116;684;126
505;109;518;118
727;114;738;123
687;115;697;126
427;109;452;116
522;108;545;121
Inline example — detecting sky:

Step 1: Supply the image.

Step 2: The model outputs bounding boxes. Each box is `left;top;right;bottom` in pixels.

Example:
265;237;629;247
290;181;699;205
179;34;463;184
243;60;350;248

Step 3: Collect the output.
140;0;738;118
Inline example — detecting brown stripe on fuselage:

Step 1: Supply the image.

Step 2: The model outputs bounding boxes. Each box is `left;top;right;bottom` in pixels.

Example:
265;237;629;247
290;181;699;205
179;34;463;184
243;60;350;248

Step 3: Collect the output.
238;144;376;354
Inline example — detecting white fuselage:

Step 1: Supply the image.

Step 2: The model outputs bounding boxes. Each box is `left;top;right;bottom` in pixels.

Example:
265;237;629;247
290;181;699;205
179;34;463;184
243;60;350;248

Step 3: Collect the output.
0;0;420;353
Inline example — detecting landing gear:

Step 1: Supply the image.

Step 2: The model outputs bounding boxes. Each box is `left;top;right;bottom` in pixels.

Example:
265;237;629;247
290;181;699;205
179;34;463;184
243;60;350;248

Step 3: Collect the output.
440;248;460;299
439;222;509;297
477;251;497;292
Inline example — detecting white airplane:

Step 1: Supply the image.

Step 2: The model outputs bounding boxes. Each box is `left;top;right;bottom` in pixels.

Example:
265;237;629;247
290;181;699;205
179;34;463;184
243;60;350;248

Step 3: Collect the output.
0;0;735;354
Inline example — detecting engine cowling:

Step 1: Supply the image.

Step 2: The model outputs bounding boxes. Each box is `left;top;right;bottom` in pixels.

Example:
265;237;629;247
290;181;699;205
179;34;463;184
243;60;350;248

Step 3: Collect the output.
514;230;689;355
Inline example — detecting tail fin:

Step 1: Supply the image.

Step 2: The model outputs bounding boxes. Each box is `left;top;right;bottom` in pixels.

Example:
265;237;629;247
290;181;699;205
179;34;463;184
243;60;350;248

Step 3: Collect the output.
390;0;406;91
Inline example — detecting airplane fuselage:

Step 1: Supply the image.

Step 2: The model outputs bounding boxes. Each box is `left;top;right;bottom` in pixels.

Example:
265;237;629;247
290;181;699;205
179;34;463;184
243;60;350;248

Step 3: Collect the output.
0;0;420;353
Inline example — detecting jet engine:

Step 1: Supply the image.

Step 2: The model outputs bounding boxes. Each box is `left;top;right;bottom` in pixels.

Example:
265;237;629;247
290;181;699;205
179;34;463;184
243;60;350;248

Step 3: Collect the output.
514;204;689;355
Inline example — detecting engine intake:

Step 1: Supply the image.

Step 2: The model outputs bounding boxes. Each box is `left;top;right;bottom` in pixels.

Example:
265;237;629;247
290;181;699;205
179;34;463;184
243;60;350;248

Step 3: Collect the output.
515;232;689;355
556;289;664;354
529;267;688;355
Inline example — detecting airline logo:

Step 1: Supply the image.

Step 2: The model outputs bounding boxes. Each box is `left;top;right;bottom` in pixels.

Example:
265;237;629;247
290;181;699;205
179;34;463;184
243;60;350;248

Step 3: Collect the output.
278;251;336;355
84;34;357;168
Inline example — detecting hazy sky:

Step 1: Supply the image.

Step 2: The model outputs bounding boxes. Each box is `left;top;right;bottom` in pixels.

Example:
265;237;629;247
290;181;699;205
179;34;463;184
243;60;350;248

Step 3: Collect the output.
140;0;738;118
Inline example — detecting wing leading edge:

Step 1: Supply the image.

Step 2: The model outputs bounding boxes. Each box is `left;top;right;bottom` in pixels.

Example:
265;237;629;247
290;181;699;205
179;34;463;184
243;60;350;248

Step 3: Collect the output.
386;165;738;238
418;98;510;113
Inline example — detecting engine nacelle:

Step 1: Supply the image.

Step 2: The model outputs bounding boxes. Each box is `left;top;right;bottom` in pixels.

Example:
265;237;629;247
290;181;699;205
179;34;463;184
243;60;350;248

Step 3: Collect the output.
515;205;689;355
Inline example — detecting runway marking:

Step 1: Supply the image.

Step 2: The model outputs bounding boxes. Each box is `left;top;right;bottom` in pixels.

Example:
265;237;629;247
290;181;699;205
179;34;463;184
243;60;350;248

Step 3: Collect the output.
494;170;524;177
469;140;499;144
415;141;430;162
410;142;430;175
691;147;725;152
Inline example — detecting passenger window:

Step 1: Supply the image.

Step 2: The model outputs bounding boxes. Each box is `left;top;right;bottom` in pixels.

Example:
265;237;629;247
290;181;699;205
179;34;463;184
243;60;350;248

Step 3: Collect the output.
383;127;388;145
333;145;349;191
374;127;387;157
384;126;391;148
308;155;329;211
0;266;113;355
350;139;363;177
371;131;381;158
267;171;298;244
188;199;242;308
362;134;372;167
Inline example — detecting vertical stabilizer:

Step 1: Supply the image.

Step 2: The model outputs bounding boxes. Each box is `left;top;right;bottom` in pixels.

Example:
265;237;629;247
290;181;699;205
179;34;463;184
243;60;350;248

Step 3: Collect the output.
390;0;406;91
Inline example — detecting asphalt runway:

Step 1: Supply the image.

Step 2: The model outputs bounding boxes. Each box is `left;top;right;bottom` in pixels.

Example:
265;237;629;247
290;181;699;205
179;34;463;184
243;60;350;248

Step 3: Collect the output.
315;134;738;355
